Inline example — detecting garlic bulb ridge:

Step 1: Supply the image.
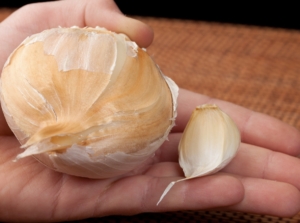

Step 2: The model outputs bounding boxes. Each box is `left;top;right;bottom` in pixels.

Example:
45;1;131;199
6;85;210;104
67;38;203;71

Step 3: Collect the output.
0;26;178;179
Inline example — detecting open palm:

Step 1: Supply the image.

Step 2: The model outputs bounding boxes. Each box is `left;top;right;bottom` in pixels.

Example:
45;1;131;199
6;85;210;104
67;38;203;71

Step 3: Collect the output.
1;1;300;222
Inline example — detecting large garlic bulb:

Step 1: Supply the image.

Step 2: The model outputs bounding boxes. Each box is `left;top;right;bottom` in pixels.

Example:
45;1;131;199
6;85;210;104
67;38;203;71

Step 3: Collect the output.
0;26;178;179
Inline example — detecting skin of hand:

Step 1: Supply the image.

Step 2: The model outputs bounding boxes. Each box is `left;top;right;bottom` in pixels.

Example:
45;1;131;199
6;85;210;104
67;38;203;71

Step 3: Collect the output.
1;0;300;222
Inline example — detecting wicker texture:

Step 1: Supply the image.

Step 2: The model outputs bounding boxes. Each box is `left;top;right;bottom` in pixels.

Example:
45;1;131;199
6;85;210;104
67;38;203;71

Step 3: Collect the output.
142;17;300;129
1;9;300;223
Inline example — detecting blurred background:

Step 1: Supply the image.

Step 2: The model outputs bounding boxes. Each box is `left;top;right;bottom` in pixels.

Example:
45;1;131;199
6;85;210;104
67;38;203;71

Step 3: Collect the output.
1;0;299;30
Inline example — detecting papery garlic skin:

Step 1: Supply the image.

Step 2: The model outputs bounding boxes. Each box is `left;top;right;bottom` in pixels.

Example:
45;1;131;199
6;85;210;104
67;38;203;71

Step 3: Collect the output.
157;104;240;205
0;26;178;179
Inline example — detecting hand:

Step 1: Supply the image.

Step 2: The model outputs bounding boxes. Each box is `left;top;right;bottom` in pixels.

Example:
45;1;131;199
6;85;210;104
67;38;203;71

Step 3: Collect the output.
1;0;300;222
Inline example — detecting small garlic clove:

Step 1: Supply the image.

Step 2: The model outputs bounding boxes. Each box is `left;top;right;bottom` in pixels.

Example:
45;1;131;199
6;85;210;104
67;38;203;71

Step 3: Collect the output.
157;104;240;205
179;104;240;178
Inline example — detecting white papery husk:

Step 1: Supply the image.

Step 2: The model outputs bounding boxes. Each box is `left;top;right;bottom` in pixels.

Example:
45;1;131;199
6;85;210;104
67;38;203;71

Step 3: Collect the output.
0;26;178;179
157;104;240;205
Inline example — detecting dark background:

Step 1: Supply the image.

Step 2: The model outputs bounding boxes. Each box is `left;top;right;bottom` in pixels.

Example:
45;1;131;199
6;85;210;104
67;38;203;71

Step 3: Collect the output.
1;0;299;30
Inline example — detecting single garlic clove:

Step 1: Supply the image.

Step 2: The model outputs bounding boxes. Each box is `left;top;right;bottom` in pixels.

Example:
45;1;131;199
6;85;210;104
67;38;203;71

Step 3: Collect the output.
157;104;240;205
179;104;240;177
0;26;178;179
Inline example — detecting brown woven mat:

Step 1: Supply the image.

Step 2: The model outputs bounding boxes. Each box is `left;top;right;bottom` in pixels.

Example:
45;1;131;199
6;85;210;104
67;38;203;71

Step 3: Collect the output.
2;8;300;223
141;17;300;129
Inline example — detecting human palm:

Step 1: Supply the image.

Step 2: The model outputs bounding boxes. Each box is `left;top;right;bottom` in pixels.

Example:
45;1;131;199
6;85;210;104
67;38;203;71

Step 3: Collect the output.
1;1;300;222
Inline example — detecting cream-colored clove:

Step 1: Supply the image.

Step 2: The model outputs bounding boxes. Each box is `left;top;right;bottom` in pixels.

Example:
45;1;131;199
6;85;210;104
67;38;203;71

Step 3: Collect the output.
157;104;240;205
0;26;178;179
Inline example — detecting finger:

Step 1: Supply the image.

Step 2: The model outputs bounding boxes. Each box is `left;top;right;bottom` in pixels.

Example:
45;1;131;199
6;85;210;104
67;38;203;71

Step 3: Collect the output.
75;174;300;218
2;137;298;220
82;0;154;47
0;136;114;222
222;143;300;190
173;88;300;156
140;163;300;217
226;177;300;217
154;133;181;163
157;133;300;193
95;173;300;218
157;135;300;192
0;0;152;67
144;162;183;177
0;136;20;164
0;168;114;222
0;141;242;222
97;174;244;216
1;0;153;50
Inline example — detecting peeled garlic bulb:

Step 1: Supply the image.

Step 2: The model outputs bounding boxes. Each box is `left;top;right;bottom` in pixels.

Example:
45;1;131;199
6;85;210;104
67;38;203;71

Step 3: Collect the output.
157;104;240;205
0;26;178;179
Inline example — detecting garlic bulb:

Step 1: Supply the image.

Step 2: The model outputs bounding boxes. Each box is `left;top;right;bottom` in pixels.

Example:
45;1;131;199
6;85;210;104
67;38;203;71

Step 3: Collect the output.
0;26;178;179
157;104;240;205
